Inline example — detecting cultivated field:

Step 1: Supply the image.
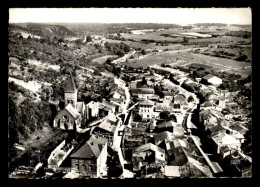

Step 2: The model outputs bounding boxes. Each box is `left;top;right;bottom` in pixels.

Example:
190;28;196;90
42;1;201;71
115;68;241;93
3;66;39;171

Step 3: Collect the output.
122;49;251;77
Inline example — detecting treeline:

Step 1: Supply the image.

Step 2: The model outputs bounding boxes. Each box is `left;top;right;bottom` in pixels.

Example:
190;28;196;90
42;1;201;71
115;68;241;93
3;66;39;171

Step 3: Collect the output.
61;23;181;35
194;23;227;27
225;31;252;38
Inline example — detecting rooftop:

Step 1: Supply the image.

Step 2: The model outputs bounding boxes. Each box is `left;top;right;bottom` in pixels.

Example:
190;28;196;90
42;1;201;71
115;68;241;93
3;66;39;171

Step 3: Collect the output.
65;104;80;119
139;99;154;106
65;73;77;93
70;135;107;159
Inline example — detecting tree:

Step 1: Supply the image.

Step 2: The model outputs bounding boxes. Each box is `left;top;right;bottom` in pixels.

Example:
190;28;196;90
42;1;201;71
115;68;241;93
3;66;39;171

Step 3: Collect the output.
167;114;177;122
183;37;189;44
134;114;142;122
141;76;147;85
86;35;92;42
117;50;125;57
188;95;194;103
160;111;170;120
169;74;174;82
106;57;113;65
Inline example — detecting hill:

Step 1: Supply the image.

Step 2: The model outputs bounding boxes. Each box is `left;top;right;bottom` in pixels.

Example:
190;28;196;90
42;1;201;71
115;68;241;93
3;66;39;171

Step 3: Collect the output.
9;23;77;38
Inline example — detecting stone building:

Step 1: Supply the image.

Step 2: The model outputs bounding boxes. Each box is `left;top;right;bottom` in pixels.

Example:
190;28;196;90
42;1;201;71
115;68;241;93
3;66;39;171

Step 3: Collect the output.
70;135;108;178
53;73;86;130
138;99;154;121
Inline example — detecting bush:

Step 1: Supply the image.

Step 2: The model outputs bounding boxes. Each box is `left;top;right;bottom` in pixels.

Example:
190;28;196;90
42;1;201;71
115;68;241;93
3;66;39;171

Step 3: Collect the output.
141;49;146;55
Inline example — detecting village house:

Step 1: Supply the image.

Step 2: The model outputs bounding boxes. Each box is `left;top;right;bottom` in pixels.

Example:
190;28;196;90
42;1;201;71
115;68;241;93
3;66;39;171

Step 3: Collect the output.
210;132;241;159
162;91;175;100
165;138;213;177
131;88;155;99
86;101;100;119
138;99;155;121
85;100;118;120
153;131;175;149
201;74;222;87
93;113;121;145
70;135;107;178
132;143;166;171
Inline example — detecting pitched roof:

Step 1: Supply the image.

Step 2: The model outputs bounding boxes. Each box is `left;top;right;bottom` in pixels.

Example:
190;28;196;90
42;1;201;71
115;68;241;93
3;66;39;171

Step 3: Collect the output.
158;121;179;128
174;94;186;101
102;100;117;109
153;131;174;142
134;143;165;154
162;91;175;96
131;88;155;94
70;135;107;159
203;74;215;80
212;132;240;146
139;99;154;106
229;124;248;134
65;104;80;119
65;73;77;93
98;114;118;133
187;156;213;177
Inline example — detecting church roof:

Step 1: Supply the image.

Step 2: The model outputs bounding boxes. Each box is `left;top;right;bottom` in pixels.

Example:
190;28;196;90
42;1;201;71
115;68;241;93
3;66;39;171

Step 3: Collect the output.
65;104;80;119
65;73;77;93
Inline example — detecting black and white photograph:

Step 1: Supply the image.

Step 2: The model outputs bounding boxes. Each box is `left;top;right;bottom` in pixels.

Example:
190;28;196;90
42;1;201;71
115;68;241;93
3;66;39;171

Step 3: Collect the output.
8;8;252;179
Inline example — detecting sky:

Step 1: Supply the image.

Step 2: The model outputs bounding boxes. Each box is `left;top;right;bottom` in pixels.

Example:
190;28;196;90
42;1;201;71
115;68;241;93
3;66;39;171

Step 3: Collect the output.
9;8;251;25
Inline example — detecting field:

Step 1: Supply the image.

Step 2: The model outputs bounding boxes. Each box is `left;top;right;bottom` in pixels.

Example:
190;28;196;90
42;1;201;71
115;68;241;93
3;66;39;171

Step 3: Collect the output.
122;50;251;77
92;55;118;64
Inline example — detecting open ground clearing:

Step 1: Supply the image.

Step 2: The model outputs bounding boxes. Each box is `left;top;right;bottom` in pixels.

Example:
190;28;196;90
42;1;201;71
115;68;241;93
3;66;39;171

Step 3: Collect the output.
27;59;60;71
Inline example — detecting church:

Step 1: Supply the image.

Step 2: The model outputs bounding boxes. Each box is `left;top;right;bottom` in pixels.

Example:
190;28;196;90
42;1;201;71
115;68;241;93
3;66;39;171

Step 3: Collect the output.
53;73;86;131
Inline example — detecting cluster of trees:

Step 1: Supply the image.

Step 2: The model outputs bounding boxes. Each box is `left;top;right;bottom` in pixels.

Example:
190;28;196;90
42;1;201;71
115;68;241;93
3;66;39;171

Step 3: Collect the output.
104;42;130;57
8;82;57;146
225;30;252;39
159;111;177;122
154;84;164;98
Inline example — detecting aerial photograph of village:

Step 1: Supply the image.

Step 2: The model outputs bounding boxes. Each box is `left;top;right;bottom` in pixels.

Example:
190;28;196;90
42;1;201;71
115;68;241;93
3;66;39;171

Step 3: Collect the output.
8;8;252;179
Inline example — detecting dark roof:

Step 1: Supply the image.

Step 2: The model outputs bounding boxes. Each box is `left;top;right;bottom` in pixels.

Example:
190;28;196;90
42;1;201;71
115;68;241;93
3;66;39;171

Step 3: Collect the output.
162;91;175;96
207;125;224;134
229;125;247;133
65;73;77;93
131;88;155;94
70;135;107;159
158;121;178;128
